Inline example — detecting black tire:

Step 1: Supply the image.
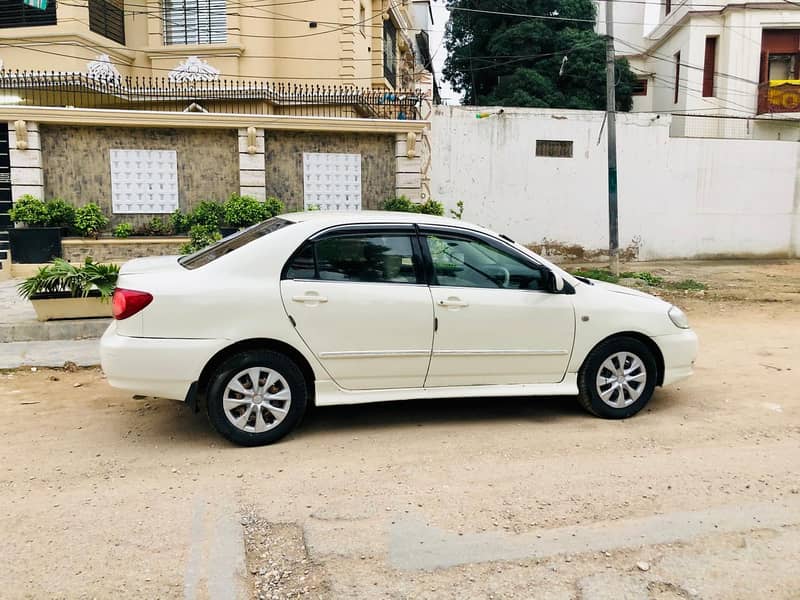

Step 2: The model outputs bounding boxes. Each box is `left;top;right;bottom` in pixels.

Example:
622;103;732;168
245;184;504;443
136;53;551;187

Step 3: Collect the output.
207;350;308;446
577;336;657;419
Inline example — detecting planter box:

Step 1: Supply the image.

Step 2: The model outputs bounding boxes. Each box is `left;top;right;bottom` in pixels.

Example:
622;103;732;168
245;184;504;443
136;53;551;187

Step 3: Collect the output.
9;227;62;263
220;227;239;237
29;292;112;321
61;236;189;262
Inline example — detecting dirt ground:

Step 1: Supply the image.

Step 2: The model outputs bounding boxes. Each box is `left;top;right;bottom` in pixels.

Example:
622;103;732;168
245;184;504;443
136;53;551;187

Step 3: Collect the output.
1;260;799;600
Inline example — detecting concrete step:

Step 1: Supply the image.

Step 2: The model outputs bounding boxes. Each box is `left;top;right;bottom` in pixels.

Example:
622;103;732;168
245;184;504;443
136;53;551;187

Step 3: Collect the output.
0;318;110;343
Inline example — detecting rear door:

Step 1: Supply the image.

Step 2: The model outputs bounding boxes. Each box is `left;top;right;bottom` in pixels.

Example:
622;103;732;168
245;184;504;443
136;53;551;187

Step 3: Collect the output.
280;225;435;390
421;227;576;387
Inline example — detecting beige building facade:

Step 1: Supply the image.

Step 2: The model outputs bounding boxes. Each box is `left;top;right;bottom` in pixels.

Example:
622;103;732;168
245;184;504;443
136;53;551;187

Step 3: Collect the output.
0;1;435;274
0;0;431;91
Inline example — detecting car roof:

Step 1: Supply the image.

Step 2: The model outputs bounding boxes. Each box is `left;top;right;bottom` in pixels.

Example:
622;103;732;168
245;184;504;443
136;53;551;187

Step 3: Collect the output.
282;210;483;230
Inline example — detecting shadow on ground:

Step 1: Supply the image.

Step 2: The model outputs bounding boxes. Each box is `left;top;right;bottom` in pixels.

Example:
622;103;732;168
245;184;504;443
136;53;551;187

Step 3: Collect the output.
143;387;682;448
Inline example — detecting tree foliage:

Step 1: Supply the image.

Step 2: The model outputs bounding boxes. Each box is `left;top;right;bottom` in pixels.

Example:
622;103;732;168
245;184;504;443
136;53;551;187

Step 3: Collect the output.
442;0;636;110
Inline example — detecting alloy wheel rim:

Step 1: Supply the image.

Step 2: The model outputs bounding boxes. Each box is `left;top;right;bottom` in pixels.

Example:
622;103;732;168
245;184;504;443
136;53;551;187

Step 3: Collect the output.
223;367;292;433
595;351;647;409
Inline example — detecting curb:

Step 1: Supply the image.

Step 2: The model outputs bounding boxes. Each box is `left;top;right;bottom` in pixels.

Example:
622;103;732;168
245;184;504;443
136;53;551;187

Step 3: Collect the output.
0;319;110;343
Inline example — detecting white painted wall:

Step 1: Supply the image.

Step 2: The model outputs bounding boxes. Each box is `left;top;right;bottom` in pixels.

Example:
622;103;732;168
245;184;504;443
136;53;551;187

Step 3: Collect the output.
430;106;800;259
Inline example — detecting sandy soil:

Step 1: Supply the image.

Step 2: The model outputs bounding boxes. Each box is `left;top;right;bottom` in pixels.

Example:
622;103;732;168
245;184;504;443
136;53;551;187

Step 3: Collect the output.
1;260;798;599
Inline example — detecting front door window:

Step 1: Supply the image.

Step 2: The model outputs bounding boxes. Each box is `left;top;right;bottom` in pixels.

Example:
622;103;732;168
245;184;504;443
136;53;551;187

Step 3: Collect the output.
426;234;547;290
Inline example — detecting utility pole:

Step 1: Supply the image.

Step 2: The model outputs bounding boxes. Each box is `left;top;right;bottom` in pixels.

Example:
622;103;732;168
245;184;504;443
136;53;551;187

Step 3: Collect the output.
605;0;620;276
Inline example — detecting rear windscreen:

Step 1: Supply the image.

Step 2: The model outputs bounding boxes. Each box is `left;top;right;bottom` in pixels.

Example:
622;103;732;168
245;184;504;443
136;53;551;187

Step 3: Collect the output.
179;218;293;269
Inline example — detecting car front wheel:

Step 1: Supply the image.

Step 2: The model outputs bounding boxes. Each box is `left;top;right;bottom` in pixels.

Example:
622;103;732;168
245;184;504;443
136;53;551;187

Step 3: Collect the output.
207;350;308;446
577;337;657;419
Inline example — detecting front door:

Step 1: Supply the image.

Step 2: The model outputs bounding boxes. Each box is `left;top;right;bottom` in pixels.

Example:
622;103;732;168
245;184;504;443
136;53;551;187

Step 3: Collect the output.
280;225;434;390
421;229;576;387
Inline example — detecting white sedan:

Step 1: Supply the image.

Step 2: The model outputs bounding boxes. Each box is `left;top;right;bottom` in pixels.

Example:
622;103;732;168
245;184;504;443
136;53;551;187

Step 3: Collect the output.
100;212;698;446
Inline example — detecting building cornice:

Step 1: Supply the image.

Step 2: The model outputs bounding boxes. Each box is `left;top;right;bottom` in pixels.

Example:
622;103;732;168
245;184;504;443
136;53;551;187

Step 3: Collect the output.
0;31;137;64
643;2;800;54
0;107;428;134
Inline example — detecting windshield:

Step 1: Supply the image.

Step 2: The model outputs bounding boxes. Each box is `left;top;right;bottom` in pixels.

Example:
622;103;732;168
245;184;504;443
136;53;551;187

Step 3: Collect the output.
179;218;292;269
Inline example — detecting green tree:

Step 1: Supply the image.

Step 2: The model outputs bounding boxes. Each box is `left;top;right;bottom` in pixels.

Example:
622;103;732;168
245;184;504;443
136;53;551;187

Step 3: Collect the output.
443;0;636;110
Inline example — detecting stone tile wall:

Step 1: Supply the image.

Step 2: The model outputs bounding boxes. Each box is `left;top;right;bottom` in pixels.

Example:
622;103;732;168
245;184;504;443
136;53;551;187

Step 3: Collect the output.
263;131;395;210
39;126;239;227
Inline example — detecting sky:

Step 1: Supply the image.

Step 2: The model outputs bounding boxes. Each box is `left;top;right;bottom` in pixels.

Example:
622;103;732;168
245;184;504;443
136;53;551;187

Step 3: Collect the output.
429;2;459;105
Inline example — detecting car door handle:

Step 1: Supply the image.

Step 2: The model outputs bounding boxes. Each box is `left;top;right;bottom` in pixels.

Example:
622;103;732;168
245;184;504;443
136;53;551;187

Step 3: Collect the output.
438;298;469;308
292;294;328;304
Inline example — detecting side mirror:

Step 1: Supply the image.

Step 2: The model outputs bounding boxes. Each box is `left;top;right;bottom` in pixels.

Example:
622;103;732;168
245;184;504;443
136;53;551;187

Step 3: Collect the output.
549;270;565;293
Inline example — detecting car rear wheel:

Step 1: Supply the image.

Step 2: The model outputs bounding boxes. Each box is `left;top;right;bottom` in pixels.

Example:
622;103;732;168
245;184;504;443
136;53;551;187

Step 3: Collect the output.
207;350;308;446
577;337;657;419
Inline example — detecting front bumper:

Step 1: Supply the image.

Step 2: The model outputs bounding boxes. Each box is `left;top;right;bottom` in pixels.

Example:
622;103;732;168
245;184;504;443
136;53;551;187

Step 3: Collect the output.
654;329;699;386
100;322;228;401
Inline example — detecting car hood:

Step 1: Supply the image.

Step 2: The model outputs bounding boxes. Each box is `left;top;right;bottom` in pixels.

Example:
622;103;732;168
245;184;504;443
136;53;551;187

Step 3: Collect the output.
119;255;182;275
588;279;667;303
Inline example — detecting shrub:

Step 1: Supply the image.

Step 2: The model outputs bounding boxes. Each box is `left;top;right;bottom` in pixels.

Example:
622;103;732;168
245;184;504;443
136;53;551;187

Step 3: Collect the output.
74;203;109;238
450;200;465;220
134;216;169;237
223;194;265;228
169;209;190;235
418;199;444;216
17;258;119;300
187;201;225;228
180;224;222;254
113;223;134;238
44;198;76;229
9;195;49;227
570;268;619;283
263;196;285;218
380;196;444;216
380;196;418;213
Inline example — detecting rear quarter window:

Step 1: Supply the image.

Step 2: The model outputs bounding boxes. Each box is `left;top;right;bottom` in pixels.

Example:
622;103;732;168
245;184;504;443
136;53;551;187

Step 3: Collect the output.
179;218;292;269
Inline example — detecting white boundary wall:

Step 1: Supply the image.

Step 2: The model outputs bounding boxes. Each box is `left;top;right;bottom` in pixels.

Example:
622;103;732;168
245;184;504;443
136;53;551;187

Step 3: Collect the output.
430;106;800;260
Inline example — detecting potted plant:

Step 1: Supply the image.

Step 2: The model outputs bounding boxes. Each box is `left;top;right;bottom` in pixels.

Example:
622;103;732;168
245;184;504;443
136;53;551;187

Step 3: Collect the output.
8;195;63;263
17;258;119;321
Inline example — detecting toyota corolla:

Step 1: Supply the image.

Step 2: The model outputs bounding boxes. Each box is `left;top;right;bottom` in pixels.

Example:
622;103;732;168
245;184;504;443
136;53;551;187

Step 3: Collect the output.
100;212;698;446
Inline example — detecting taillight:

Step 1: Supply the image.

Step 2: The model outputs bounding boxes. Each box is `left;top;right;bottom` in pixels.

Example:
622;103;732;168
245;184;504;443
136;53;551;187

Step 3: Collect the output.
112;288;153;320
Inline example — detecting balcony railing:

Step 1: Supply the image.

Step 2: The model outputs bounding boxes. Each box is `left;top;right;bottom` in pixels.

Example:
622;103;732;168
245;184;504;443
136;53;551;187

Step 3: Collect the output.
757;80;800;114
0;71;422;120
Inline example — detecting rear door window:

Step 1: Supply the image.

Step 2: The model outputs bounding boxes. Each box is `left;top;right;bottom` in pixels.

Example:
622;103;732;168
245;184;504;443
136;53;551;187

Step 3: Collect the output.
284;232;422;284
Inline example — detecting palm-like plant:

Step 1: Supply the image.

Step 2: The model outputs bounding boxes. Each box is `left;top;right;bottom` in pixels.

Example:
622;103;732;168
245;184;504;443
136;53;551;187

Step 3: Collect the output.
17;258;120;300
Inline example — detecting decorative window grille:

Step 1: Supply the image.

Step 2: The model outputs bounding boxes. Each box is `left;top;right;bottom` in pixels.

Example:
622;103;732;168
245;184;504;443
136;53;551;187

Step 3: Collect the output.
110;149;179;214
303;153;362;211
535;140;573;158
164;0;227;46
